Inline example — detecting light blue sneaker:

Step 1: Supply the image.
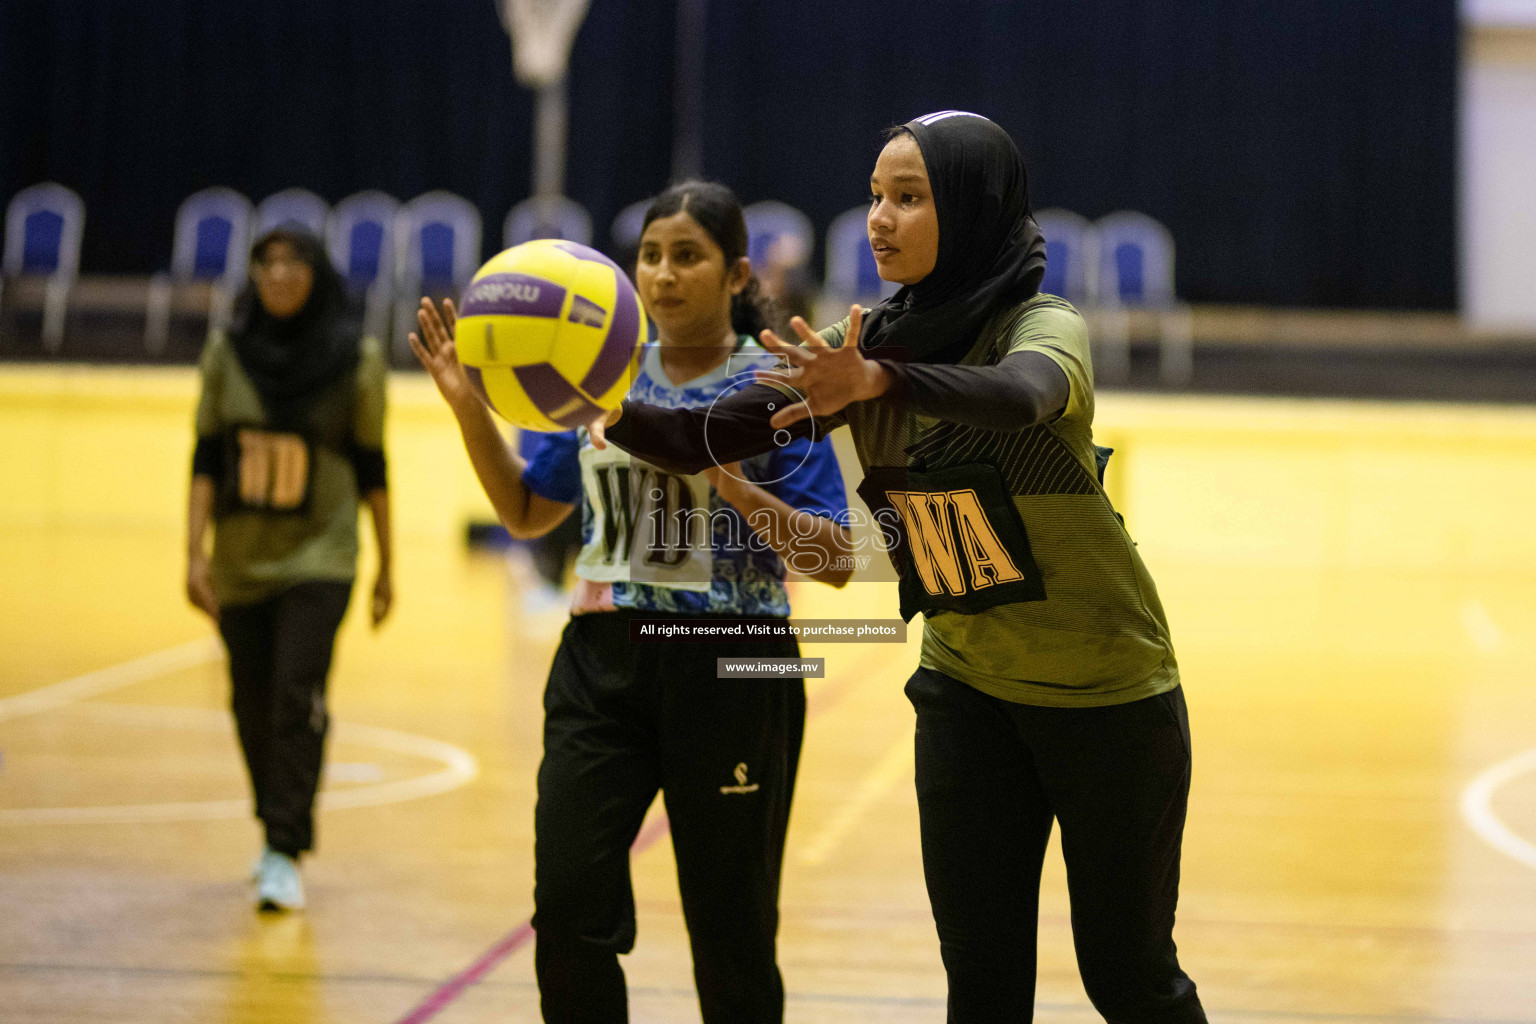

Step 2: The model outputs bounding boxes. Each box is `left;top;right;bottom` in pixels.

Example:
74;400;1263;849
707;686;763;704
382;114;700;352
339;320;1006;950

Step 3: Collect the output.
250;845;271;882
255;849;305;912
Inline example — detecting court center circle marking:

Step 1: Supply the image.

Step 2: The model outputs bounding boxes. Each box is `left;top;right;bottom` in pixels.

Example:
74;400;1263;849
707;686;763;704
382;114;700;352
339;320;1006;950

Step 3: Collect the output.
0;641;478;826
1460;746;1536;870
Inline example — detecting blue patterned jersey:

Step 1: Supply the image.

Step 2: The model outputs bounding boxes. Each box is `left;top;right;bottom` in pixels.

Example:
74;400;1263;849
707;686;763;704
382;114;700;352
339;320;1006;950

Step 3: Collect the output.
521;336;849;616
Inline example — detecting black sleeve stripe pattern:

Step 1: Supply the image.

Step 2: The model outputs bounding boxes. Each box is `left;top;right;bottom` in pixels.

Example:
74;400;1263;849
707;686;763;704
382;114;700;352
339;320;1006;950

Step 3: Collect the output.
351;445;387;493
908;420;1096;497
191;434;224;482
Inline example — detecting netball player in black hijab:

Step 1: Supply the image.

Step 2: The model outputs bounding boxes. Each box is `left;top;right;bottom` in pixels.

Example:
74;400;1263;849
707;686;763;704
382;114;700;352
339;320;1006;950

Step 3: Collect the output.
421;110;1206;1020
187;226;393;912
856;109;1047;365
227;228;362;428
597;111;1073;445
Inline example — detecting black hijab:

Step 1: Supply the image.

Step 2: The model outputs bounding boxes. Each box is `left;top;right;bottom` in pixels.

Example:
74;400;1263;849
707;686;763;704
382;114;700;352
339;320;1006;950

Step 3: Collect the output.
228;227;361;429
857;111;1047;365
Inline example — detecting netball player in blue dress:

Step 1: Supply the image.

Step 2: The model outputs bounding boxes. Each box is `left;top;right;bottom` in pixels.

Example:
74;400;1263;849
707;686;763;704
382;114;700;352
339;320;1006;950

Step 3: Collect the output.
411;181;851;1024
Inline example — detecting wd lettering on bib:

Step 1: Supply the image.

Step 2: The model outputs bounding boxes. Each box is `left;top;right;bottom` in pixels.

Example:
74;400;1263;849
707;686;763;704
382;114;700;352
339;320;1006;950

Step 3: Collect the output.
218;427;315;516
578;445;712;590
859;464;1045;621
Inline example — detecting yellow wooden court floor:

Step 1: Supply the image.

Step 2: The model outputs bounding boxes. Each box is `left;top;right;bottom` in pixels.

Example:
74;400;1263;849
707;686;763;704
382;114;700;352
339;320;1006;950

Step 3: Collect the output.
2;366;1535;1023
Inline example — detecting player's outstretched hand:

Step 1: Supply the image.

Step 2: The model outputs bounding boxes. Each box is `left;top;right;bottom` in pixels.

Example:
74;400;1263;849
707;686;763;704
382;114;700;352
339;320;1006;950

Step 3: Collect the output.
409;298;479;414
754;305;889;429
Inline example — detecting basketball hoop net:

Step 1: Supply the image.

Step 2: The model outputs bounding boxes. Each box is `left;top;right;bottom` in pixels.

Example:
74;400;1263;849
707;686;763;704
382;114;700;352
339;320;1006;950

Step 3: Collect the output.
498;0;592;88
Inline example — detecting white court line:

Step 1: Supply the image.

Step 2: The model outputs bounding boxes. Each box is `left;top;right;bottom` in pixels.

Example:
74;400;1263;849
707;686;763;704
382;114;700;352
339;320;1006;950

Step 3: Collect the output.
797;730;914;867
0;644;479;825
0;707;479;825
0;637;222;723
317;720;478;811
1460;746;1536;870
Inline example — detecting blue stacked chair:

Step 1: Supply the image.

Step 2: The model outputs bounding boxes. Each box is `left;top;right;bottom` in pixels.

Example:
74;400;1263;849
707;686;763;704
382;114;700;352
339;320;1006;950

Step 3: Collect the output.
742;200;813;275
823;205;898;315
504;196;592;248
1094;210;1190;384
1097;210;1176;309
609;199;649;254
393;191;481;363
254;188;330;238
1033;207;1097;306
3;182;86;352
326;190;399;343
145;187;253;353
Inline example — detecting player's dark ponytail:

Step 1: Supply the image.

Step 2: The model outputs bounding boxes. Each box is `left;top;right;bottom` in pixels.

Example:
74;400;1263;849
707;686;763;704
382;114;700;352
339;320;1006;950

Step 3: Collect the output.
642;181;781;339
728;275;774;340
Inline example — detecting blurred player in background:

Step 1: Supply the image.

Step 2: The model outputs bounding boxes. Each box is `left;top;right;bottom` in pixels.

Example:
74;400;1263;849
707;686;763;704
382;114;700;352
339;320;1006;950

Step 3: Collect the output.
594;114;1207;1022
185;227;393;912
411;181;852;1023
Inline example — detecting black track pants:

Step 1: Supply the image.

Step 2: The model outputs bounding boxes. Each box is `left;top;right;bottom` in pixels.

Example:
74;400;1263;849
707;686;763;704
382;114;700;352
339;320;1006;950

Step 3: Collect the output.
532;612;805;1024
218;580;352;858
907;668;1206;1024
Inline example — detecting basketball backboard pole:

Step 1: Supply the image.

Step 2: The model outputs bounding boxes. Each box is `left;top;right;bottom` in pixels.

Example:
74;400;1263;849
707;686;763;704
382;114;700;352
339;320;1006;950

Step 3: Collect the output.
671;0;708;181
499;0;591;200
533;83;568;200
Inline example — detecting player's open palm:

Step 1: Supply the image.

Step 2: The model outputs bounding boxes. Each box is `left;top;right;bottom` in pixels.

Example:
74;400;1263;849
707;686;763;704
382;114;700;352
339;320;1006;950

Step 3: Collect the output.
755;305;886;429
410;297;478;413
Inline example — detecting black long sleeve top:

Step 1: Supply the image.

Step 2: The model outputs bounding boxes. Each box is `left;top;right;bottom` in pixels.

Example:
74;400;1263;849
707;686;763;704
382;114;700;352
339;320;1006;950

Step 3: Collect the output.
603;350;1069;476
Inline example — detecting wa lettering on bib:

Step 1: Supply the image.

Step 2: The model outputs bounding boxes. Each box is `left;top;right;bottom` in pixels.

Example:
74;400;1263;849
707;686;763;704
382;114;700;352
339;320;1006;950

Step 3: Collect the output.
576;443;713;591
858;463;1046;621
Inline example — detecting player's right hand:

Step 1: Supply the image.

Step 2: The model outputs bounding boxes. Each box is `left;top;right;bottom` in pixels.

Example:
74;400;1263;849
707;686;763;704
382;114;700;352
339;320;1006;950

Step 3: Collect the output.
409;297;479;414
186;555;219;622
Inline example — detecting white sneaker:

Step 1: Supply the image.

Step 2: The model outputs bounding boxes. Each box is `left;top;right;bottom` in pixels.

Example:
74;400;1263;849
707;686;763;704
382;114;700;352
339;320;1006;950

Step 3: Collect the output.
250;845;270;882
255;850;305;912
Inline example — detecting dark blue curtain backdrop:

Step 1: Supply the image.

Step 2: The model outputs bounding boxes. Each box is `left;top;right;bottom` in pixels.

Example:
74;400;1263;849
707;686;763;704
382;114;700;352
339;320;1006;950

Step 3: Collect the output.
0;0;676;280
1;0;1457;308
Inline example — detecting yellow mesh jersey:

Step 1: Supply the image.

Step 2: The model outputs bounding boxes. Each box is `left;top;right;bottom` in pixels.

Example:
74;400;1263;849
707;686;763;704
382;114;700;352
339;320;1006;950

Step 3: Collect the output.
792;294;1179;708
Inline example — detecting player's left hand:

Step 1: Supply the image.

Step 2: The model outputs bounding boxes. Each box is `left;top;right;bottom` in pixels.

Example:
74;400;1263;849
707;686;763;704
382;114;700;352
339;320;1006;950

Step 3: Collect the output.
754;305;890;429
371;569;393;628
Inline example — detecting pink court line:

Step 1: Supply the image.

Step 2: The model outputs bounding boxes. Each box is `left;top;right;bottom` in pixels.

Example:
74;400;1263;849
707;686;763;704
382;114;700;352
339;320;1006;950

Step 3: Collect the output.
392;922;534;1024
391;814;674;1024
390;665;868;1024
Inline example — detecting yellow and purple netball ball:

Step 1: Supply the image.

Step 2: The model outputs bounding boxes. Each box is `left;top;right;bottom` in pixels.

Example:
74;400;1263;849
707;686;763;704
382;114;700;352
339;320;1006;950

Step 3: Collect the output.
454;239;645;432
